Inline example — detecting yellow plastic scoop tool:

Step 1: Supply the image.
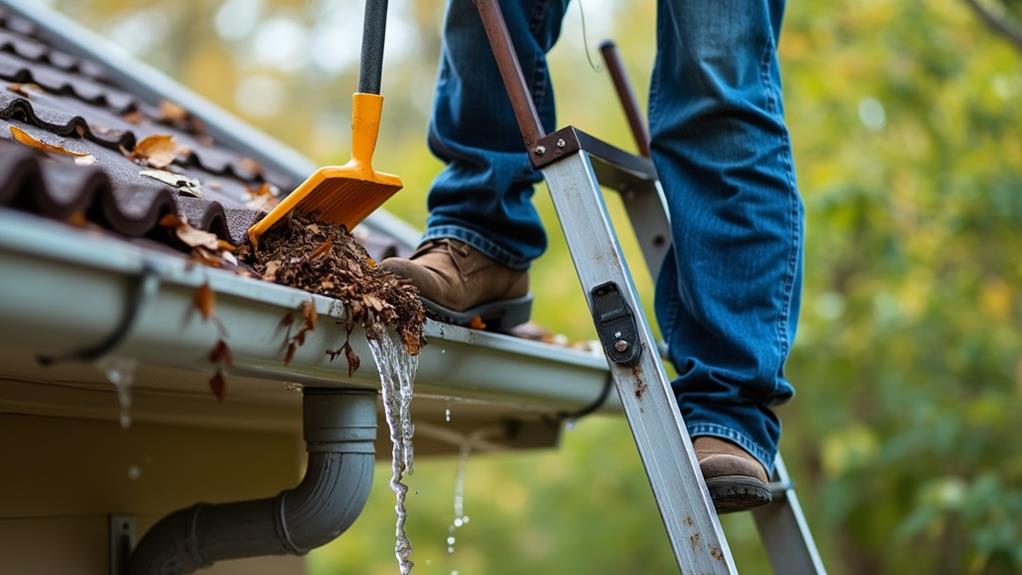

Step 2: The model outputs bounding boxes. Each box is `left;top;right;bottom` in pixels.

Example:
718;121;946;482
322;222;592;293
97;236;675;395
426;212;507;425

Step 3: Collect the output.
247;1;402;246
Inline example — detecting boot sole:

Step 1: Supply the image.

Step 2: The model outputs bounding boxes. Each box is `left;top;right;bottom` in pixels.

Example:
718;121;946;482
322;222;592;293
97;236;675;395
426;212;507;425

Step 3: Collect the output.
420;293;532;333
705;475;772;514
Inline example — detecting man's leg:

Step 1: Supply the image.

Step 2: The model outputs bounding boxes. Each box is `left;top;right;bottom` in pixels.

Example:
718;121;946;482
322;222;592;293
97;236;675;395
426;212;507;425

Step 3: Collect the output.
382;0;569;330
650;0;803;510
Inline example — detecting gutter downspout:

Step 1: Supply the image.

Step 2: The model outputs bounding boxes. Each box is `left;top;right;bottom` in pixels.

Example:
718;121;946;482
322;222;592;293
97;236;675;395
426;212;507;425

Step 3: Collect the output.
127;388;377;574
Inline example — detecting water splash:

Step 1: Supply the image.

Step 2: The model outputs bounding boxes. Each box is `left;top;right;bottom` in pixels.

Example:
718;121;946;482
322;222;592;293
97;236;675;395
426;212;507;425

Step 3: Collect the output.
97;357;138;428
367;327;419;575
447;434;474;558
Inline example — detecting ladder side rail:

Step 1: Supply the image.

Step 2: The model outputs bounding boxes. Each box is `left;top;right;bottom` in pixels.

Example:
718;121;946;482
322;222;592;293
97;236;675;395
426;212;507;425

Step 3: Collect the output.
616;178;672;281
600;39;828;575
541;151;738;574
751;456;829;575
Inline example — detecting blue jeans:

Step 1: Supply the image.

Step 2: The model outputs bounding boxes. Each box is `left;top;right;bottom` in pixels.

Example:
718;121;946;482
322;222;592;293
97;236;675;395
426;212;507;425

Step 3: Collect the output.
425;0;802;472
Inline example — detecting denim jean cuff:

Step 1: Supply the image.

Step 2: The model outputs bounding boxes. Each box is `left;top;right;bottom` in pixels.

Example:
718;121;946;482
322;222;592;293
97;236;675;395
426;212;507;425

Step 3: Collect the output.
687;422;775;475
423;225;532;271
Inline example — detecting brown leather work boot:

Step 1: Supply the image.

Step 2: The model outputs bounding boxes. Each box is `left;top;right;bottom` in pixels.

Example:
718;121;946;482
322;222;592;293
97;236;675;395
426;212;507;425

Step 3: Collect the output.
694;436;772;513
380;238;531;331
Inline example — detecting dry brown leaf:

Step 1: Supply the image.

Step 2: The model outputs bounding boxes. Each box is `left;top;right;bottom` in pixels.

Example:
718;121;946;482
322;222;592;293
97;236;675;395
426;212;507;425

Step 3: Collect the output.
363;294;385;312
158;100;188;122
8;83;42;97
158;213;183;228
194;282;215;321
262;260;281;281
208;339;235;366
467;315;487;330
301;300;318;332
176;225;219;250
66;211;88;227
243;182;280;212
190;247;223;268
10;126;96;164
344;341;360;377
140;169;203;197
131;134;187;169
208;368;226;401
279;312;294;329
244;196;276;213
161;212;220;250
122;110;144;124
309;239;333;260
239;156;262;175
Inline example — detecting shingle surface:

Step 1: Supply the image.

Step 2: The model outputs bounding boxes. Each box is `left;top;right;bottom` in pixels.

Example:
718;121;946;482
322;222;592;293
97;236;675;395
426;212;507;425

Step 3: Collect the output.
0;7;400;261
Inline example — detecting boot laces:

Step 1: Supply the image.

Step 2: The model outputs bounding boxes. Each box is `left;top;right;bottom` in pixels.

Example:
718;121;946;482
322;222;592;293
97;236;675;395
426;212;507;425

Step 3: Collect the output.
412;239;472;275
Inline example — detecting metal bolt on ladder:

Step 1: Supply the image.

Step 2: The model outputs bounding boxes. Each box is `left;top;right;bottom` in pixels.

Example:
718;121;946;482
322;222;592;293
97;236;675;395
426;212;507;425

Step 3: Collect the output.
472;1;827;573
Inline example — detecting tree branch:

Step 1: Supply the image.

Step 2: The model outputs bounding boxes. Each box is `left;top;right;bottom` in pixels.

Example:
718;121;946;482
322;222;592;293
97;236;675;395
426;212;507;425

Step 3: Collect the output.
962;0;1022;54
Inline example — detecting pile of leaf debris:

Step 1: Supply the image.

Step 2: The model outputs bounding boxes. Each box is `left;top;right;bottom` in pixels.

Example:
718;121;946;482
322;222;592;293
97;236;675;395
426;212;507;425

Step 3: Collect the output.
240;213;425;357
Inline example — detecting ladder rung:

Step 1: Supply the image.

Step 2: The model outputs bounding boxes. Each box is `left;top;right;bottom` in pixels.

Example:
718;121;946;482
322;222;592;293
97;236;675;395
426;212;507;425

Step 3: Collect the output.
532;126;657;193
768;480;794;498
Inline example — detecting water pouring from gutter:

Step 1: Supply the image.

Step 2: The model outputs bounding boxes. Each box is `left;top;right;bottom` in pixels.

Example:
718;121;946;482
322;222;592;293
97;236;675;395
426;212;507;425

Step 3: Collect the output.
367;327;419;574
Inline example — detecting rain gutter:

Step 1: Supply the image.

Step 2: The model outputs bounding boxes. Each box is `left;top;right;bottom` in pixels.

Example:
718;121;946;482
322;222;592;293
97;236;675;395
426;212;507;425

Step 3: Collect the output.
0;210;618;416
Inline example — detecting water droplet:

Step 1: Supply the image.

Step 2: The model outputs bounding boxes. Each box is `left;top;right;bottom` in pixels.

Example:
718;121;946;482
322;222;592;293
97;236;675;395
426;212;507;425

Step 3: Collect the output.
445;434;477;560
441;348;447;354
444;407;451;423
97;357;138;429
127;465;141;480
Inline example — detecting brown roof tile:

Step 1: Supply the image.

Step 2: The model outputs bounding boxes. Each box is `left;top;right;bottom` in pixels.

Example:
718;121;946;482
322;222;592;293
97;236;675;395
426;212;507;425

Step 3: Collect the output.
0;10;401;262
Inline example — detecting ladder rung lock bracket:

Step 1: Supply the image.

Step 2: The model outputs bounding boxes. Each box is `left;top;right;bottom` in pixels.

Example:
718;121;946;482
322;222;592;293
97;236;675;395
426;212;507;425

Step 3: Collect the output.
590;282;642;367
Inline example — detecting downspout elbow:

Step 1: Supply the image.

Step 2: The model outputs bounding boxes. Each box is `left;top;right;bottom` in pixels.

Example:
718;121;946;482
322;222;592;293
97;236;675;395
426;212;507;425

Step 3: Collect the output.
127;388;377;575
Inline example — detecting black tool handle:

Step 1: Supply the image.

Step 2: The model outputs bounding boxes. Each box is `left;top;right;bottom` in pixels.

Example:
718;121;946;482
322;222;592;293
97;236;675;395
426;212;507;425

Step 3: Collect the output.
358;0;388;94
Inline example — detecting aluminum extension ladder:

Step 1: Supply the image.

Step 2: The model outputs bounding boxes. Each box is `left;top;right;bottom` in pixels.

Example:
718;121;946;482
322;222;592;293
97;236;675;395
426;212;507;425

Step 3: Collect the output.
472;1;827;573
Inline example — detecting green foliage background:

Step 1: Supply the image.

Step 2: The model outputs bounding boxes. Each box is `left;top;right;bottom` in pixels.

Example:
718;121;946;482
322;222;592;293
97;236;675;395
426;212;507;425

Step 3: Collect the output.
55;0;1022;572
